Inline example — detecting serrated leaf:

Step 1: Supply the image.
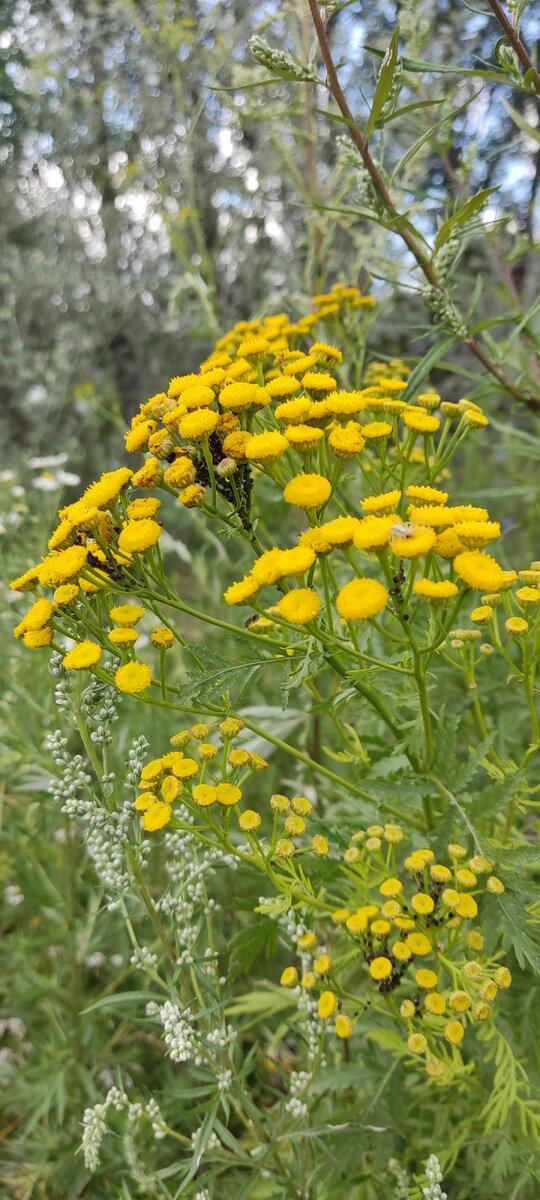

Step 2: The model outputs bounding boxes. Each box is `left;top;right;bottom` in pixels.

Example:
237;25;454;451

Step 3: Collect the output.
228;918;279;981
281;636;324;709
366;27;400;138
495;895;540;973
434;187;498;253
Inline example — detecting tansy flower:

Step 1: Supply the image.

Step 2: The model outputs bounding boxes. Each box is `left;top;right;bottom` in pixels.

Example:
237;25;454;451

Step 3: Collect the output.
142;800;172;831
10;566;41;592
168;373;201;397
413;579;458;601
180;384;215;410
275;838;296;858
283;474;332;509
443;1020;464;1045
223;576;260;605
23;628;53;648
118;518;162;554
115;661;152;694
215;782;242;807
109;604;145;627
282;354;317;376
455;893;478;918
132;458;163;489
318;991;338;1018
135;791;157;811
505;617;528;635
449;990;471;1012
380;877;403;898
407;506;455;529
179;483;206;507
298;932;317;951
463;409;488;428
351;514;396;550
402;409;440;434
311;834;329;856
109;627;139;647
425;992;445;1014
453;520;501;548
486;875;505;893
336;577;389;622
406;932;432;955
285;425;324;451
47;519;75;552
392;941;412;961
454;551;505;591
83;468;132;509
270;793;290;812
150;626;174;649
327;422;365;458
335;1014;353;1038
126;497;161;520
362;420;392;441
238;809;261;832
406;485;448;505
17;597;53;633
280;966;299;987
434;529;466;559
179;409;218;440
220;382;269;410
516;586;540;605
267;377;303;400
192;784;217;807
302;371;337;394
369;957;393;981
161;775;180;804
172;758;199;779
245;431;289;463
274;396;312;423
389;523;436;559
411;892;435;915
361;490;401;515
38;545;88;586
63;641;102;670
408;1033;428;1055
325;390;366;416
285;814;306;836
164;458;197;487
400;999;415;1018
310;341;342;364
54;583;79;606
416;968;438;990
277;588;321;625
470;605;493;624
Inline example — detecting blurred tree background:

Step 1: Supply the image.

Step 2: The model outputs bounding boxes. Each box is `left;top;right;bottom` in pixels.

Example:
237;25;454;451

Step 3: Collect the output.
1;0;539;477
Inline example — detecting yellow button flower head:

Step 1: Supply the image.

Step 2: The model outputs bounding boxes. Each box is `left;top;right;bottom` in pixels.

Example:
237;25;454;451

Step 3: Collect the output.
389;522;436;559
453;520;501;548
180;384;215;410
215;782;242;807
164;457;197;487
335;1013;353;1039
161;775;180;804
245;431;290;463
361;490;401;515
406;932;432;956
392;940;412;961
408;505;456;529
443;1020;464;1045
110;604;145;626
150;626;174;649
223;575;260;605
325;390;366;416
369;956;393;981
413;579;459;601
408;1033;428;1055
371;919;391;937
455;893;478;918
362;420;392;441
285;424;325;452
275;837;296;858
274;396;312;423
115;661;152;694
494;966;512;989
10;566;41;592
505;617;528;636
277;588;321;625
402;409;440;434
327;421;365;458
63;641;102;670
470;605;493;624
135;791;157;812
142;801;172;831
425;992;446;1015
54;583;79;606
23;628;53;648
380;877;403;898
311;834;329;856
267;377;303;400
118;519;162;554
318;990;338;1018
17;597;53;633
406;485;448;505
38;544;89;586
486;875;505;893
400;999;415;1018
384;823;404;843
283;473;332;509
302;371;337;395
126;497;161;520
463;408;488;428
352;515;395;551
449;990;471;1013
172;758;199;779
220;382;269;410
416;968;438;989
179;409;219;441
411;893;435;915
454;551;505;591
336;577;389;622
238;809;262;832
430;864;452;884
516;586;540;605
84;467;132;508
280;966;299;988
109;628;138;647
192;784;217;807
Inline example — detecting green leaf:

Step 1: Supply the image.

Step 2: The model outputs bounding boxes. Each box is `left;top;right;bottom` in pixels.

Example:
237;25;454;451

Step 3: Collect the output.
82;989;156;1015
228;918;279;981
399;333;457;403
366;28;400;139
281;636;324;709
365;44;510;83
178;643;269;706
495;894;540;973
434;187;498;253
502;97;540;145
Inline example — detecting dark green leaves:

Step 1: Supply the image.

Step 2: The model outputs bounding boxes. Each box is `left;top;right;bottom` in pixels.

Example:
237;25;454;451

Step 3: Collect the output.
366;28;400;138
434;188;499;253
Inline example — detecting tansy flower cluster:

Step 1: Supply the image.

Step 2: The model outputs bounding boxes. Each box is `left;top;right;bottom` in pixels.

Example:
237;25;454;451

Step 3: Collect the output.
279;830;510;1078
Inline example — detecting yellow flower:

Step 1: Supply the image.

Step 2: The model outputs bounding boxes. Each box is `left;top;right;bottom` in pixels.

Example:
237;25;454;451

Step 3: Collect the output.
455;893;478;918
400;999;415;1018
115;661;152;694
449;990;471;1013
302;371;337;394
434;529;466;559
150;626;174;649
335;1014;353;1038
109;627;138;647
505;617;528;635
219;717;244;738
443;1020;464;1045
311;834;329;856
17;597;53;633
223;576;260;605
140;757;163;781
135;791;158;812
371;919;391;937
389;523;436;559
172;758;199;779
352;514;396;550
384;823;404;843
406;932;432;956
494;966;512;989
325;390;366;416
336;577;388;621
486;875;505;893
318;990;338;1018
274;396;312;423
109;604;145;627
215;782;242;807
416;968;438;990
361;490;401;515
48;519;75;552
392;940;412;962
238;809;261;832
220;382;269;411
267;377;303;400
84;467;132;508
280;966;299;987
270;793;290;813
285;814;306;837
10;566;41;592
164;457;197;487
23;628;53;648
283;473;332;509
425;992;446;1015
301;971;317;989
118;518;162;554
411;893;435;916
297;931;317;951
314;954;331;975
470;605;493;624
132;457;163;489
463;409;488;428
327;422;365;458
454;551;505;591
369;956;393;981
430;864;452;884
408;1033;428;1055
413;579;458;601
310;341;343;364
142;800;172;831
54;583;79;606
245;431;289;462
126;497;161;520
38;545;88;586
516;586;540;605
181;384;215;410
277;588;321;625
406;485;448;505
63;641;102;670
275;837;296;858
380;878;403;898
161;775;181;804
361;420;392;442
192;784;217;807
453;520;500;548
402;409;440;434
285;424;324;452
179;409;219;440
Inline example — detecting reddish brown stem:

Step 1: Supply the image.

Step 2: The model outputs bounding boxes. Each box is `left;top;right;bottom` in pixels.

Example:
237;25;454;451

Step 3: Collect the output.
487;0;540;91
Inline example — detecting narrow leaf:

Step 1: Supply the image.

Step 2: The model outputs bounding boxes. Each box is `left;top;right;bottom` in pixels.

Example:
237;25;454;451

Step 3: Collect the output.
366;28;400;138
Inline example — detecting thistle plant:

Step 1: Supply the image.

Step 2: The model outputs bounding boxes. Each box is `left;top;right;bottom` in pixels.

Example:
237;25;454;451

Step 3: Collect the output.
8;284;540;1194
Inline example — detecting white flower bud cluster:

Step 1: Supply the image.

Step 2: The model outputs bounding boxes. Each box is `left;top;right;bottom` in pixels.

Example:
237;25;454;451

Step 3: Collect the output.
194;1190;210;1200
147;999;196;1063
4;884;24;907
422;1155;447;1200
126;734;150;786
80;676;121;748
191;1129;220;1153
81;1085;127;1172
216;1066;232;1093
285;1070;310;1119
387;1156;409;1198
130;946;158;971
421;284;467;337
145;1096;166;1139
249;35;319;83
